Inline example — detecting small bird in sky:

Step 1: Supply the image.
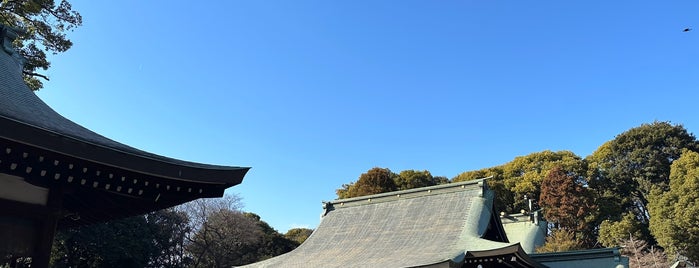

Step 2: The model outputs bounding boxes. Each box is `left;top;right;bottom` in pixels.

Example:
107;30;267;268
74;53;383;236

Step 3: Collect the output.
683;27;692;32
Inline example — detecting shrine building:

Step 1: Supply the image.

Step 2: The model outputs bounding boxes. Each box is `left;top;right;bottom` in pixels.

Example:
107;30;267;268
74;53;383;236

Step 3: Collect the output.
0;25;249;267
241;179;627;268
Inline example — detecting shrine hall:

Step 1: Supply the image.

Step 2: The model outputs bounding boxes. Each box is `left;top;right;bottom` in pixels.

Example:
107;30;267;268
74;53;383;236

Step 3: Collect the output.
0;25;249;267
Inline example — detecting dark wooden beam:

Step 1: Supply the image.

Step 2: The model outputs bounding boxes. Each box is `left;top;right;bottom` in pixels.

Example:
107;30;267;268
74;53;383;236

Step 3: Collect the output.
0;198;51;219
31;187;62;268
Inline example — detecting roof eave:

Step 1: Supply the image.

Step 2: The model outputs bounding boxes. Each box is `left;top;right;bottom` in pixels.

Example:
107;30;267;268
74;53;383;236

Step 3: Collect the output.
0;116;249;185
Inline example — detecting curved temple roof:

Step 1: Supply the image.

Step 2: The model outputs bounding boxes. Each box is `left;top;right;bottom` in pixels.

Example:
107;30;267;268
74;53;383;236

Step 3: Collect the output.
0;27;249;185
0;25;249;226
242;180;539;268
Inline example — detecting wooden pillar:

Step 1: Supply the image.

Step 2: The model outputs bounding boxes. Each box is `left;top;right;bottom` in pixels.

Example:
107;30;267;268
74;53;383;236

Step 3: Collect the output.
32;187;62;268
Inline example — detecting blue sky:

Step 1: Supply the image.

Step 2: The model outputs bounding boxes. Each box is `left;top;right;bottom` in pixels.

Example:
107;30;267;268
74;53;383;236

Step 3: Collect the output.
37;1;699;232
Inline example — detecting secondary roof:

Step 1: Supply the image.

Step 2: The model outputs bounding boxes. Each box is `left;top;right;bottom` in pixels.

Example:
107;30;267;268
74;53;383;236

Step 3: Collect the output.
242;179;543;268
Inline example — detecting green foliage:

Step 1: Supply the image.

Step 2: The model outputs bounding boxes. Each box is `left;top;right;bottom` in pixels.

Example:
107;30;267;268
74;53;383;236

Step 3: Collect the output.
50;194;302;268
503;150;586;213
649;150;699;262
598;213;646;248
432;176;450;185
394;170;436;190
328;121;699;256
587;121;699;224
0;0;82;90
336;168;451;199
536;229;584;253
240;213;299;263
145;209;192;268
51;214;164;268
539;166;596;241
453;151;585;214
453;166;511;213
336;167;398;199
285;228;313;245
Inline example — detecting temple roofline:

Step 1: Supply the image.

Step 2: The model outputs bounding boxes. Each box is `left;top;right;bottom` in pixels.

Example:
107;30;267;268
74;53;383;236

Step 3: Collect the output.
0;25;249;185
0;117;250;184
323;179;487;212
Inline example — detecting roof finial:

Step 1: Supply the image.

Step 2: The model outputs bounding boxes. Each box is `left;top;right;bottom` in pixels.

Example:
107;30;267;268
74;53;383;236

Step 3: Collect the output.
321;201;334;217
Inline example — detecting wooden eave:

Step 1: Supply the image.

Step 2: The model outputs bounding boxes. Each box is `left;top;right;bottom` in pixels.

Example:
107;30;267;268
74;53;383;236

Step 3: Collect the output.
0;115;249;185
0;24;249;227
0;137;240;228
464;243;547;268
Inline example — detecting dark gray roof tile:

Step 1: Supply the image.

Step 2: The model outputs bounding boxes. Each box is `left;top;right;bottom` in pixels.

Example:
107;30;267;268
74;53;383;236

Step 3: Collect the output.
242;180;513;268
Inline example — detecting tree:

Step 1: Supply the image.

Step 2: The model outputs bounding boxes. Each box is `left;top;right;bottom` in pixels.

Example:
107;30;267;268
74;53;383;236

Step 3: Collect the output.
598;213;646;248
187;209;262;268
649;149;699;262
145;209;192;268
394;170;437;190
432;176;450;185
336;167;398;198
179;195;299;267
453;166;511;213
620;236;670;268
50;209;193;268
285;228;313;245
239;213;299;263
0;0;82;90
453;151;586;214
336;168;451;199
50;193;301;268
587;122;699;225
51;215;161;268
539;166;596;244
536;229;584;253
502;150;587;213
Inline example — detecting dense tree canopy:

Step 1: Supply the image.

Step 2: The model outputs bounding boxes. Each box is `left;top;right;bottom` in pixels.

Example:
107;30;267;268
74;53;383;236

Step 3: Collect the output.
394;170;437;190
284;228;314;245
536;230;584;253
239;212;299;263
649;150;699;262
539;166;596;241
598;213;646;248
187;209;262;268
336;168;449;199
51;212;170;268
336;167;398;199
453;150;585;214
181;197;299;267
452;166;510;212
587;122;699;224
50;194;300;268
585;122;699;249
0;0;82;90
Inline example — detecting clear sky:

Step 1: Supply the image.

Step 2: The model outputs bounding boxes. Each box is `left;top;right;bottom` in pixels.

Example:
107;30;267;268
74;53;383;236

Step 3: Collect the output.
36;1;699;232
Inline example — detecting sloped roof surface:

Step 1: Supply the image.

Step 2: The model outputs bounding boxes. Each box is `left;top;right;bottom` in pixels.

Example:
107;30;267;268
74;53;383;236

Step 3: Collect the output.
242;180;511;268
0;27;248;184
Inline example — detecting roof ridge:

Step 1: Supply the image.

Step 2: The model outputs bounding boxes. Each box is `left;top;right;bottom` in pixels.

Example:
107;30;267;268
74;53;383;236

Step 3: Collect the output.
322;178;489;213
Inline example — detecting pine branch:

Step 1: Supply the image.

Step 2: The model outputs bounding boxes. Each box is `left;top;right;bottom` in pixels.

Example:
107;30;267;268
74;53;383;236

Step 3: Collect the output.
23;70;49;80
